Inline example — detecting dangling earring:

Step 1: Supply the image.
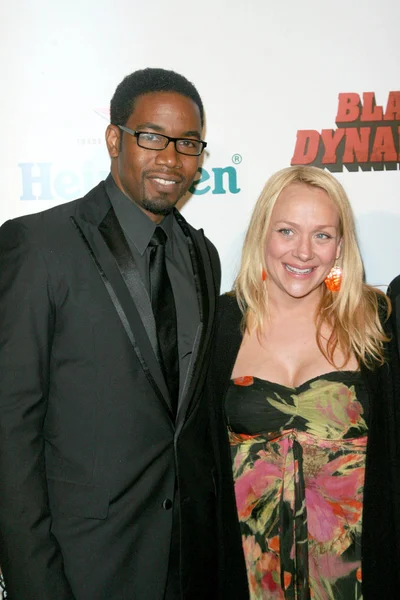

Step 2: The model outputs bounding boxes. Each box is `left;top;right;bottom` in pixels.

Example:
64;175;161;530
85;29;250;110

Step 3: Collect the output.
324;262;342;292
262;269;267;281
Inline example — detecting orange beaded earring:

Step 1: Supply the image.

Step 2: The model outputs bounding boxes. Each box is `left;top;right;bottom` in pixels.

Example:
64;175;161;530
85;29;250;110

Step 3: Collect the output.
262;269;267;281
324;263;342;292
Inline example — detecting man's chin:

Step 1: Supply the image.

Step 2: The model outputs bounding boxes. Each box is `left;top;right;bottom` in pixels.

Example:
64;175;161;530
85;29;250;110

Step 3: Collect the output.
141;195;180;217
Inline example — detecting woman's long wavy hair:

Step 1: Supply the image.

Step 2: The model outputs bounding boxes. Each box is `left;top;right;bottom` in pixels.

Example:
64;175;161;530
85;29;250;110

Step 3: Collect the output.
234;165;390;369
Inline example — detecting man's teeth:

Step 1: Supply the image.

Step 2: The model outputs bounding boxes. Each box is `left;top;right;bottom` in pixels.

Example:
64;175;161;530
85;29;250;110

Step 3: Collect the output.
285;265;313;274
153;178;176;186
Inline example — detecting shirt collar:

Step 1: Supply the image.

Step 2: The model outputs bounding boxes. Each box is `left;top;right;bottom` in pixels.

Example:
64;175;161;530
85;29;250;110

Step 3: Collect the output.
105;174;174;255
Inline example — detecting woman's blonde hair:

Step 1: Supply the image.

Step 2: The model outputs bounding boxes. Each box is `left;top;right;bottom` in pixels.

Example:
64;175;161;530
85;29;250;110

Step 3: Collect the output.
234;165;390;369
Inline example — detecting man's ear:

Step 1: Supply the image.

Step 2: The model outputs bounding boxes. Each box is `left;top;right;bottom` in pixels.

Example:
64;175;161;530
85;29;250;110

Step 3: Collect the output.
105;124;121;158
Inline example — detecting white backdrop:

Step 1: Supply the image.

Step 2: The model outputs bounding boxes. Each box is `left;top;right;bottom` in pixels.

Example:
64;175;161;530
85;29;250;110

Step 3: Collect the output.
0;1;399;595
1;0;400;298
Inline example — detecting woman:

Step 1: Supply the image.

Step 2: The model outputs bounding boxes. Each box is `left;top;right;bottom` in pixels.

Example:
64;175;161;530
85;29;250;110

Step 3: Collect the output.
212;166;400;599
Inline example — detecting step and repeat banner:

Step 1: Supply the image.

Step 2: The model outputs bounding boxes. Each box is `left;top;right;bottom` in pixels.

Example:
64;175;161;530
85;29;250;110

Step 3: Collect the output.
2;0;399;294
0;0;399;595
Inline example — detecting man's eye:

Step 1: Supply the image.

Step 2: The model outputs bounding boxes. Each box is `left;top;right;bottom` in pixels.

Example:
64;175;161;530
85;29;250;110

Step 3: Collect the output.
140;133;161;142
178;139;196;148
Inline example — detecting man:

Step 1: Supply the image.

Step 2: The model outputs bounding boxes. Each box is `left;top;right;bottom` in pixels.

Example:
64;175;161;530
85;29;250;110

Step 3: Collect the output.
0;68;248;600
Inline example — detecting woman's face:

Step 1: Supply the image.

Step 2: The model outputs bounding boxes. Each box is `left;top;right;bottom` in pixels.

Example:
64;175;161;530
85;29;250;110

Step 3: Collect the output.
264;183;342;302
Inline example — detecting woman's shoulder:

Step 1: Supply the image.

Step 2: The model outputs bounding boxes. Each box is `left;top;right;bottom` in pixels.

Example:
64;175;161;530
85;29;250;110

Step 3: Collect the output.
212;293;244;377
217;292;242;318
218;290;238;306
215;292;243;339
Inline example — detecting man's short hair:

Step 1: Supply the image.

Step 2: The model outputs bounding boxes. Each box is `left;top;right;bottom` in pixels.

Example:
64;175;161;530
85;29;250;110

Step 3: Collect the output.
110;68;204;128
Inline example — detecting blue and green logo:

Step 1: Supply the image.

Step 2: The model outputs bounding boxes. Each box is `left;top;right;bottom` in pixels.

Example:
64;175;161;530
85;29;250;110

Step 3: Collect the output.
19;160;241;201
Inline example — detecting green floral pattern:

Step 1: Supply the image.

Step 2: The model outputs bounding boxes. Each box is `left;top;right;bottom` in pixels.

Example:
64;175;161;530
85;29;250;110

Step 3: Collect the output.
228;374;367;600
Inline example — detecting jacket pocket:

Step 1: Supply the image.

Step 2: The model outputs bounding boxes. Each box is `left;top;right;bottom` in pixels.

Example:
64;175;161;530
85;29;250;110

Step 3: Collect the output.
47;478;109;519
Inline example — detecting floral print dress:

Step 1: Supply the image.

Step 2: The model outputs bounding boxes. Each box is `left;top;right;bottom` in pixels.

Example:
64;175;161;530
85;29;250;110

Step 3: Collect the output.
226;371;368;600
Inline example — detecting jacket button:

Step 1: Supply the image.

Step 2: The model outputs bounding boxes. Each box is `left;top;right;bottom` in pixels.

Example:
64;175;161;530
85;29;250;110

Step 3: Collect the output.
162;498;172;510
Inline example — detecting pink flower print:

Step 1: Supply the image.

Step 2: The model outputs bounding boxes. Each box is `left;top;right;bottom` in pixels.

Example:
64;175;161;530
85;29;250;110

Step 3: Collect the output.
235;457;282;521
346;400;363;424
259;552;282;597
305;450;365;543
242;535;262;565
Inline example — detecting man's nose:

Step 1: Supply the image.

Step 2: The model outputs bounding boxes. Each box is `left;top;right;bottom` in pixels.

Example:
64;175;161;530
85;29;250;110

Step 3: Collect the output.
155;140;182;167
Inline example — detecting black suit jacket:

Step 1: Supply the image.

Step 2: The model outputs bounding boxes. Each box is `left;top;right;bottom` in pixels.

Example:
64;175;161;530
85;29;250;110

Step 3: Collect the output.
210;293;400;600
0;182;221;600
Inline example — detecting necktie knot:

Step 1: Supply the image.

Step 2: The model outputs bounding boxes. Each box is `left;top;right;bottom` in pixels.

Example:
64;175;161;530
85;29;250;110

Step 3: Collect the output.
149;227;167;248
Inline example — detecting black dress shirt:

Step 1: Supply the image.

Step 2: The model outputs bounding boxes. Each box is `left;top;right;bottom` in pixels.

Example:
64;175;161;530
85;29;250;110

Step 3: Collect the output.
105;174;200;396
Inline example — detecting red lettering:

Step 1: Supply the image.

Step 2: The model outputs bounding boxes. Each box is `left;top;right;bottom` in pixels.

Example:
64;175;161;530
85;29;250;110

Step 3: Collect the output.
370;126;397;162
360;92;383;121
321;129;345;164
336;93;360;123
342;128;370;163
384;92;400;121
291;130;320;165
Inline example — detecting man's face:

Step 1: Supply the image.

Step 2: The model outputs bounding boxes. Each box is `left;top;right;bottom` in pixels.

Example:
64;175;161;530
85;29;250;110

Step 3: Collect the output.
106;91;203;222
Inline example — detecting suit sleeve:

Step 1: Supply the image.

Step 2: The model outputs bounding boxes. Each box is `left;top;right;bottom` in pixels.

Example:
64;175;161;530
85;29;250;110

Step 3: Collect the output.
0;219;74;599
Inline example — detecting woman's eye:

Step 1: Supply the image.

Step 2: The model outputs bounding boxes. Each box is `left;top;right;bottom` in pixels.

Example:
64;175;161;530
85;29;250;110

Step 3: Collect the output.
278;228;293;236
315;233;332;240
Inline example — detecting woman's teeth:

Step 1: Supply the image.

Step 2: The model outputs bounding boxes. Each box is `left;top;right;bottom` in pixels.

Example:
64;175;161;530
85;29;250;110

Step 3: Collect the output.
285;264;313;274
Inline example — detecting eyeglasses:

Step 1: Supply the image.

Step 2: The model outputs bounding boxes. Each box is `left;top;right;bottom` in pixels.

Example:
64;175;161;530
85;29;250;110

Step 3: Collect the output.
118;125;207;156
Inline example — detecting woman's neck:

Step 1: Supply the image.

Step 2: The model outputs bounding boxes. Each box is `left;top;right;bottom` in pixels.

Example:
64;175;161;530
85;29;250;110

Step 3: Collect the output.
266;285;323;321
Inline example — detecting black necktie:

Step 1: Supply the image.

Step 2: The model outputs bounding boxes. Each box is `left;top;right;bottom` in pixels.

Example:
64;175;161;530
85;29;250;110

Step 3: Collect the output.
149;227;179;414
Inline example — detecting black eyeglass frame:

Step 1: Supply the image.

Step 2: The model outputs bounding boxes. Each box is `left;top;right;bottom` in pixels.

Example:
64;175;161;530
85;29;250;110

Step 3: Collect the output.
117;125;207;156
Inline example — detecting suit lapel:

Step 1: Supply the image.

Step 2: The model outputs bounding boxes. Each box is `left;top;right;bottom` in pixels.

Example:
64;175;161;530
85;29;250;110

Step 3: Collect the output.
71;183;173;416
174;212;217;425
98;208;160;363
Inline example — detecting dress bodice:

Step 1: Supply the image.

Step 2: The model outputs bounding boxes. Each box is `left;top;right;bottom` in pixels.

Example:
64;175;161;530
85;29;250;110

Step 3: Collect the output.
226;370;369;440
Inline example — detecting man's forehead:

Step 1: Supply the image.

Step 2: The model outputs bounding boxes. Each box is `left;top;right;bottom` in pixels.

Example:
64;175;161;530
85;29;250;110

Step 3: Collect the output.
127;91;202;130
132;90;200;111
